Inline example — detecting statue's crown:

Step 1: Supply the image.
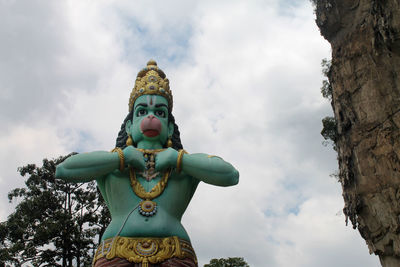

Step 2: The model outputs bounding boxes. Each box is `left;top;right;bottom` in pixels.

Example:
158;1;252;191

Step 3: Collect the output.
129;60;173;112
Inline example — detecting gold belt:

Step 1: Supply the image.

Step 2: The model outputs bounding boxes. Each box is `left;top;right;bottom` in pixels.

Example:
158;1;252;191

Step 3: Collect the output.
93;236;197;267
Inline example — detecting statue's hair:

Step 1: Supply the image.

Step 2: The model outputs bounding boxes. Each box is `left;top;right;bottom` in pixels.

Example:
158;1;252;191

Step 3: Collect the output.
115;110;183;150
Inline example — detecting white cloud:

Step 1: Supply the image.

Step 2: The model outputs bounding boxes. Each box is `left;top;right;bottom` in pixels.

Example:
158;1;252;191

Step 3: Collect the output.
0;123;68;219
0;0;381;266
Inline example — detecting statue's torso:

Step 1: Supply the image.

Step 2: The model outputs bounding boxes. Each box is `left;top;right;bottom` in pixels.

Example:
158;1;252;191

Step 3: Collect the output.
97;169;199;242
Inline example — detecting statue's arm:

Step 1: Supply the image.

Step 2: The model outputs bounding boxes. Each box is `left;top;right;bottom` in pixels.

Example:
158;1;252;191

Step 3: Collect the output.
55;151;120;183
181;153;239;186
56;147;145;183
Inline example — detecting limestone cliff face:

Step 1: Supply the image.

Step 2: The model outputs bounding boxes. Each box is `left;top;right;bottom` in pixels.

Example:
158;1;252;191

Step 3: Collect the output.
315;1;400;266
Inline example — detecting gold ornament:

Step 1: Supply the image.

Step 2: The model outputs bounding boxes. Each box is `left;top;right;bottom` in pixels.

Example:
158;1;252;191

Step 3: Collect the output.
136;148;166;153
167;138;173;147
207;155;222;159
129;168;170;200
176;149;188;173
129;60;173;112
111;147;125;172
126;135;133;146
92;236;197;267
129;158;170;217
137;149;166;181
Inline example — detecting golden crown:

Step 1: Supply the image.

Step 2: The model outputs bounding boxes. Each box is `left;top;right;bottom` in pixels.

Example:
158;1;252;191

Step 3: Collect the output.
129;60;173;112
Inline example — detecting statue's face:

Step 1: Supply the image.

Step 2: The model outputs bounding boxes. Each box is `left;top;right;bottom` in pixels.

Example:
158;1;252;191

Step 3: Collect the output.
126;95;173;146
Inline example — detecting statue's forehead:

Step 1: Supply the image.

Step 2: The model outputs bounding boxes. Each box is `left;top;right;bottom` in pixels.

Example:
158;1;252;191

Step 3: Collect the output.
134;95;168;108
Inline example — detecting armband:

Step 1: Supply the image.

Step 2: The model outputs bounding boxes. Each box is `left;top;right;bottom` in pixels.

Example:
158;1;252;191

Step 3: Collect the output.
111;147;125;172
176;149;188;173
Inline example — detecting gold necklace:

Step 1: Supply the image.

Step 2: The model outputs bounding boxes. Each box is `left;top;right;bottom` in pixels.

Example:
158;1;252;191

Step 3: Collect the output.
136;148;166;153
129;167;170;217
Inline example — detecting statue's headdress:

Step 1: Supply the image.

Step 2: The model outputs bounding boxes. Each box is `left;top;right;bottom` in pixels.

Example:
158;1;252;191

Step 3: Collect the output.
129;60;173;112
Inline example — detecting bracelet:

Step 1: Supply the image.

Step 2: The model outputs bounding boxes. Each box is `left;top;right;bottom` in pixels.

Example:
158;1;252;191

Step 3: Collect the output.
111;147;125;172
176;149;188;173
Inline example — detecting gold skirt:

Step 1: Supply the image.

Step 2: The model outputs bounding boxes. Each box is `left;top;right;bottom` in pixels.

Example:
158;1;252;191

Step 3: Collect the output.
93;236;197;267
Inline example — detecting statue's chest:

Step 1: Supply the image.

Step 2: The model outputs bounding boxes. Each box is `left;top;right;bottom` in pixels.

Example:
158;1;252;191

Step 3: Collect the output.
105;171;187;202
104;171;192;217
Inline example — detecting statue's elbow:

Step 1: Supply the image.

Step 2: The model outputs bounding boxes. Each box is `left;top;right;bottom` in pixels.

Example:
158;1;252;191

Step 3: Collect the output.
222;169;239;186
231;169;239;185
55;165;65;180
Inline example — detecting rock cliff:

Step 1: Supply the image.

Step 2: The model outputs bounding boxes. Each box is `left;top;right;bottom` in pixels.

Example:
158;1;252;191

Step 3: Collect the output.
315;1;400;266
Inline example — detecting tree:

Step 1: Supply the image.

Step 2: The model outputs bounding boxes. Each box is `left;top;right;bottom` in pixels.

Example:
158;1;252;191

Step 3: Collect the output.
319;58;338;151
0;154;110;267
320;58;333;101
321;116;338;150
204;257;249;267
315;0;400;266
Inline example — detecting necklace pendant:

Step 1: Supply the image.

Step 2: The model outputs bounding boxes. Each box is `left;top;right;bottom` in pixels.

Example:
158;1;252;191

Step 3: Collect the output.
140;170;160;181
141;151;160;181
139;200;157;217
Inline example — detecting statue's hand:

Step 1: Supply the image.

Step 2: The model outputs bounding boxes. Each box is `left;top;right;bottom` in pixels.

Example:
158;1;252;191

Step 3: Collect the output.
155;148;178;172
123;146;145;171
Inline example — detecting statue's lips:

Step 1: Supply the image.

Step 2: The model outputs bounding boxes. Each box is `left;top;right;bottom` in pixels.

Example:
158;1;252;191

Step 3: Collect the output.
140;116;162;138
143;129;160;137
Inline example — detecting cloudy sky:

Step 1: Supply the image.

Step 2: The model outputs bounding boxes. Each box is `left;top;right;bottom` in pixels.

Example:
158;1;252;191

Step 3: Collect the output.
0;0;381;266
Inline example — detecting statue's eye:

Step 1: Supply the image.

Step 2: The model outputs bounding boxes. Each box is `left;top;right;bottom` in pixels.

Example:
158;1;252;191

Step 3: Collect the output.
137;109;147;116
155;110;166;118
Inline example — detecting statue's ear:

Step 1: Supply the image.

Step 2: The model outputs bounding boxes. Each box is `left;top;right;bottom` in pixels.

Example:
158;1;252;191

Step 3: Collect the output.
125;120;132;135
168;121;174;138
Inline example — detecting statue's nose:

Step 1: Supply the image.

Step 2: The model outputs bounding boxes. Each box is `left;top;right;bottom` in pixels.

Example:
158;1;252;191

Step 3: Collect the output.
147;114;155;119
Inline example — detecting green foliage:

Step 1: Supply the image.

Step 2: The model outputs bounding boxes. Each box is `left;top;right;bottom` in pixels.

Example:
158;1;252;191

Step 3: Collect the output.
321;116;338;150
319;58;338;151
0;154;110;267
320;58;333;100
204;257;249;267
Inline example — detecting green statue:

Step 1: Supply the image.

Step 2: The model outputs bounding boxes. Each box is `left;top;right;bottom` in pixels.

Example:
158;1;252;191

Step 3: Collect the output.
56;60;239;267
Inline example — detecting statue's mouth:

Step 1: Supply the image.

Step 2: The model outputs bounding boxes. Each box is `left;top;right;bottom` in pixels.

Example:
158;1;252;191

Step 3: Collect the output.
143;129;160;137
140;115;162;138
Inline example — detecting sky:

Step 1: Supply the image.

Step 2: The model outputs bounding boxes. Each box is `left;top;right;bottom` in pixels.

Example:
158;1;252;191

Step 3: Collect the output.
0;0;381;266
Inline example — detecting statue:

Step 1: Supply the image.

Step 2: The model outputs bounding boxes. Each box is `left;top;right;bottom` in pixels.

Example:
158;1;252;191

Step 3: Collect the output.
55;60;239;267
